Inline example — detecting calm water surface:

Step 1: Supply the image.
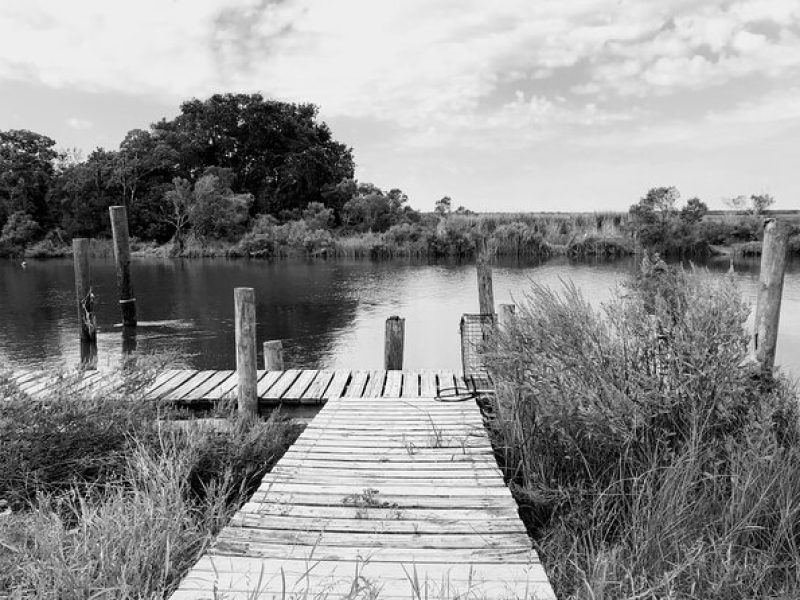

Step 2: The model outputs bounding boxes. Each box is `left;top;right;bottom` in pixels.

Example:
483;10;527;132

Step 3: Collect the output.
1;256;798;378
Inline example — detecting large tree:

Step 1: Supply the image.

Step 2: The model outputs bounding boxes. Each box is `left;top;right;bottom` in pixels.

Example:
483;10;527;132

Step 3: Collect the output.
151;94;355;215
0;129;58;228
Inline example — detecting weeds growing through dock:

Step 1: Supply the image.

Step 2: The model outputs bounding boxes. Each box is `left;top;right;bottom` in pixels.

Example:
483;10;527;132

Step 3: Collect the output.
486;255;800;599
0;364;301;599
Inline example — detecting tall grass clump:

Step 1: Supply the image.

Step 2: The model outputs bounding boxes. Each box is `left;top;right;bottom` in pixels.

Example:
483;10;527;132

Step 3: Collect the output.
486;255;800;599
0;368;301;599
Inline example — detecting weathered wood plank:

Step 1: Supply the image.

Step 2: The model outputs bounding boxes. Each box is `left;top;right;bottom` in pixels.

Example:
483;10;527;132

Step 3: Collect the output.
383;370;402;396
343;370;369;397
282;369;317;400
169;370;217;401
183;370;234;402
264;369;300;399
419;370;437;397
323;370;350;398
362;370;386;397
302;370;333;400
400;371;419;397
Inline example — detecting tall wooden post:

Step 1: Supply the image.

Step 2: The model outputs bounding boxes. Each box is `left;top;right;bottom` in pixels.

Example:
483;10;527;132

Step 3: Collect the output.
73;238;96;342
263;340;284;370
109;206;136;327
752;219;789;373
234;287;258;416
385;316;405;370
476;236;494;316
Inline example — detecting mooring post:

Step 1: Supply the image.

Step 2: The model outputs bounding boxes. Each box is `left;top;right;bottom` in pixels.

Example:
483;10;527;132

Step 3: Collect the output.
72;239;97;368
234;287;258;416
263;340;284;370
476;236;495;316
385;316;405;370
498;303;516;332
109;205;136;327
752;219;789;373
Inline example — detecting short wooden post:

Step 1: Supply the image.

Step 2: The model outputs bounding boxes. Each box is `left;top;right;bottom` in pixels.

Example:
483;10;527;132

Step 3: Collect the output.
385;316;405;370
752;219;789;373
498;303;516;332
263;340;284;370
234;287;258;416
109;205;136;327
476;236;494;316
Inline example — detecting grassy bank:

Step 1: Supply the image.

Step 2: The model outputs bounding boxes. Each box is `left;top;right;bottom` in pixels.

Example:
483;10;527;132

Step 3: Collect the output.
0;364;301;599
485;256;800;599
11;210;800;262
13;212;636;260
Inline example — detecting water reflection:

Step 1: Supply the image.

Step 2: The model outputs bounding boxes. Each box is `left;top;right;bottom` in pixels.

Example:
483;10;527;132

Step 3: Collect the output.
0;256;797;378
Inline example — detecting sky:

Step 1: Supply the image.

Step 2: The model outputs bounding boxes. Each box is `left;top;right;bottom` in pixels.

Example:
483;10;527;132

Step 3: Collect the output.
1;0;799;212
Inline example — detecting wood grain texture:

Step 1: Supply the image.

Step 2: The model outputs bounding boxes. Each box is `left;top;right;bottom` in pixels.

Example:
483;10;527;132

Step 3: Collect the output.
168;393;554;599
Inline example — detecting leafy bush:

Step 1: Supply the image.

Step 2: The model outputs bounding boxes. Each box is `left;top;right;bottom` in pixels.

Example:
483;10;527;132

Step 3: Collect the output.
486;256;800;598
0;211;40;253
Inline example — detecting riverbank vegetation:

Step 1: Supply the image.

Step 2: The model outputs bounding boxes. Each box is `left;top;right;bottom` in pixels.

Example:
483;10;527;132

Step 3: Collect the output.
0;362;301;598
487;256;800;599
2;93;798;261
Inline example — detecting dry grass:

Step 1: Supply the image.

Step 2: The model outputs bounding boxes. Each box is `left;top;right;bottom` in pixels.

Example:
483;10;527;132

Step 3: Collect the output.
485;255;800;599
0;366;301;599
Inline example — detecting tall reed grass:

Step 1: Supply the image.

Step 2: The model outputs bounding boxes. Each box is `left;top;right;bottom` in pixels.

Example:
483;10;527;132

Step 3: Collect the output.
0;366;301;599
486;255;800;599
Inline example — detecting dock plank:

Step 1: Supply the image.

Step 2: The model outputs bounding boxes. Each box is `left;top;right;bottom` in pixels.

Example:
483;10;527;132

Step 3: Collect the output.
168;388;554;599
400;371;419;397
383;370;402;396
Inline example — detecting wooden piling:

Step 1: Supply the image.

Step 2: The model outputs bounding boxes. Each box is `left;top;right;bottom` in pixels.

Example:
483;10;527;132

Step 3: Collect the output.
384;316;405;370
753;219;789;373
263;340;284;370
234;287;258;416
72;239;97;343
109;205;136;327
476;236;494;316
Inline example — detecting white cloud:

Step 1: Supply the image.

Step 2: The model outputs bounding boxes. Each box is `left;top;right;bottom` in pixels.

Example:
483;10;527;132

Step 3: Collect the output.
66;117;93;130
1;0;799;156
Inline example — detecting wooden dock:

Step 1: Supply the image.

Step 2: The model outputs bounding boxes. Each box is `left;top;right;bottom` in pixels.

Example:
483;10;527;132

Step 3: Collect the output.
170;393;555;599
3;368;555;597
5;368;490;405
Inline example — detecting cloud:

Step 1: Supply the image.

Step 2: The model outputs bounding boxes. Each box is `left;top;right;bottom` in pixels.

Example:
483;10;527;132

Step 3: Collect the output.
66;117;93;130
0;0;799;157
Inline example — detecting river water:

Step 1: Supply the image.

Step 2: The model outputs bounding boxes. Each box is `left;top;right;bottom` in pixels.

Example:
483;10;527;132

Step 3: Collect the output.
1;256;798;378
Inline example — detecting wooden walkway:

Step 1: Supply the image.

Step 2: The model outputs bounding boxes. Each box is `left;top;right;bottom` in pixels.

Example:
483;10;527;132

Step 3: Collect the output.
5;369;490;405
170;394;555;599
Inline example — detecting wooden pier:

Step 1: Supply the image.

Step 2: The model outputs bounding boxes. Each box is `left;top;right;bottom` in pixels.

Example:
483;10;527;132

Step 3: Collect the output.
6;368;490;405
3;368;556;598
170;393;554;599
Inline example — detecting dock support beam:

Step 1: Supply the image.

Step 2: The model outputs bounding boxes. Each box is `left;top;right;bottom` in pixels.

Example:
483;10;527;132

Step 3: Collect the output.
263;340;284;370
385;316;405;370
476;236;495;317
753;219;789;373
73;238;97;367
234;287;258;416
109;205;136;327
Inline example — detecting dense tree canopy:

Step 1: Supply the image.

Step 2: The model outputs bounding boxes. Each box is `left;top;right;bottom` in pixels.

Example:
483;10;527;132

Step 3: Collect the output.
151;94;354;214
0;94;361;251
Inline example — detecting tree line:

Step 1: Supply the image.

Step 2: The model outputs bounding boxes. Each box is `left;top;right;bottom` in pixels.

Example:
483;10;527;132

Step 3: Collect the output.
0;93;427;255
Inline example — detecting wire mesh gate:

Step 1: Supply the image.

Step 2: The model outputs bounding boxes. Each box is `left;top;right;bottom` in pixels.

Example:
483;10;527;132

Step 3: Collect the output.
460;313;495;379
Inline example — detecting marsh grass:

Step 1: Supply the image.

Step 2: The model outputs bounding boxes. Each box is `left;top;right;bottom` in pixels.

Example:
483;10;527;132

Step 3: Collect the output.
0;366;302;599
485;255;800;599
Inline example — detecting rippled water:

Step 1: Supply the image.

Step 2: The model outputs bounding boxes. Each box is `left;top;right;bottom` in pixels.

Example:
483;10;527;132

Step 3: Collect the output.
1;255;798;378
